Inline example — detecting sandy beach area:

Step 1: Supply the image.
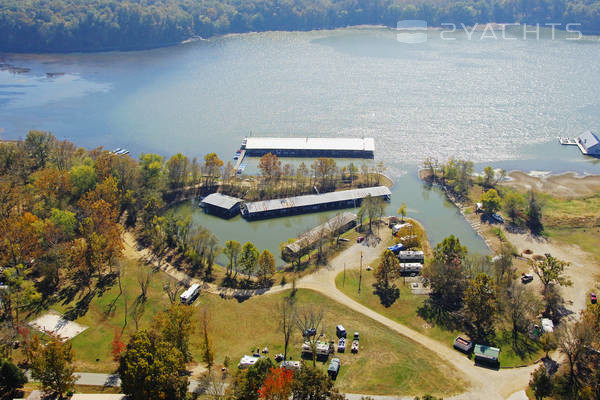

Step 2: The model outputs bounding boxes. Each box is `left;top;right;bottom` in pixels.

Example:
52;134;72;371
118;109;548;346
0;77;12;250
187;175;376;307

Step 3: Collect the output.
503;171;600;197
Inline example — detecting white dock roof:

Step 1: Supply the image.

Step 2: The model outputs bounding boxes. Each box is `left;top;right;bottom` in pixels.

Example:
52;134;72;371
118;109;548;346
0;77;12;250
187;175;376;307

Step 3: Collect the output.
243;186;391;215
202;193;243;210
244;137;375;152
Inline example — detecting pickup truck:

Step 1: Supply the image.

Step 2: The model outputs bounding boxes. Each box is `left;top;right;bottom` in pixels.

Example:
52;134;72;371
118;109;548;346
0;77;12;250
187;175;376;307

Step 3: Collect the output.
521;273;534;284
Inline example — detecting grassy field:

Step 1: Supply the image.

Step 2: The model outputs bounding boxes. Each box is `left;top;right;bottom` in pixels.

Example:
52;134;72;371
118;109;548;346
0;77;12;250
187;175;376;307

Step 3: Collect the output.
32;257;466;396
547;227;600;262
542;193;600;228
335;270;544;367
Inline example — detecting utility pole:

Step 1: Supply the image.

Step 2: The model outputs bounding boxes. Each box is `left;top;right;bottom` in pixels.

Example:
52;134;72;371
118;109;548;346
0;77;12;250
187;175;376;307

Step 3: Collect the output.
358;252;363;294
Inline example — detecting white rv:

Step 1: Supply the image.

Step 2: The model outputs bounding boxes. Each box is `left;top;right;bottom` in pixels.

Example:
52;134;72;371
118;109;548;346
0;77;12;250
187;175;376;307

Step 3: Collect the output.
180;283;201;305
399;263;423;275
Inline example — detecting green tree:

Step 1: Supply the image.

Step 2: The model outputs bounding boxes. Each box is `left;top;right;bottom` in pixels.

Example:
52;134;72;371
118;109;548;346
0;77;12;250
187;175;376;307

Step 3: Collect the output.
291;364;343;400
482;166;495;188
257;249;276;283
529;365;553;400
529;253;572;308
374;249;401;307
3;264;41;329
49;208;78;239
0;358;27;399
464;273;498;338
223;240;242;277
232;358;275;400
119;330;188;400
240;242;259;279
69;163;97;197
527;190;544;234
433;235;467;265
424;238;469;312
24;130;55;171
502;191;526;225
481;188;501;215
152;304;195;363
30;337;76;398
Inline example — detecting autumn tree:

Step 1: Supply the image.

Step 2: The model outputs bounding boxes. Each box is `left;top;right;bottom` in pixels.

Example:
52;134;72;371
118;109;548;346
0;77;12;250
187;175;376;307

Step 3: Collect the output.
165;153;189;189
153;304;195;363
359;195;385;233
258;367;294;400
258;153;281;182
397;203;407;222
30;337;77;398
503;283;541;344
464;273;499;339
200;308;214;371
295;305;324;367
204;153;224;187
111;328;126;362
257;249;276;284
278;298;297;360
119;330;188;400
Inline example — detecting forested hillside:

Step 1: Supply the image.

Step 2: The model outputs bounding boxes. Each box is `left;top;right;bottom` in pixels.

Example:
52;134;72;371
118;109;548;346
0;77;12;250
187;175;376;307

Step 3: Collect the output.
0;0;599;52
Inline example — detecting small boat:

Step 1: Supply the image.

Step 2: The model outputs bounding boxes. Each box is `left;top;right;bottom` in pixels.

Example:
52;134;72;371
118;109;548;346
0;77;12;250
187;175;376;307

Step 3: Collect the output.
113;148;122;153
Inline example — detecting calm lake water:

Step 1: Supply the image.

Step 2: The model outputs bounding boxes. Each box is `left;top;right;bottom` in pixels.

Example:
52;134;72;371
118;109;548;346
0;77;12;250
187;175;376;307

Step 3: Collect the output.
2;27;600;262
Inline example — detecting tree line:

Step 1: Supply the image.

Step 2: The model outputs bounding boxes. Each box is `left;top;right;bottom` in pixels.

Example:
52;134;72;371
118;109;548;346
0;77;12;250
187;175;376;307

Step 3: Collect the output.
2;0;599;52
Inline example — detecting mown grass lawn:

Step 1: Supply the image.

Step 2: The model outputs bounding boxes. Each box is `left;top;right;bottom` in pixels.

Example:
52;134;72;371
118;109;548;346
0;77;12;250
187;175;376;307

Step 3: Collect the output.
39;258;467;397
335;269;544;367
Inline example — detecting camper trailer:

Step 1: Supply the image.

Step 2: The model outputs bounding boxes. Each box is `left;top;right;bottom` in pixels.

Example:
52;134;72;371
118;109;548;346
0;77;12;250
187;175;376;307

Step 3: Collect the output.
180;283;201;305
396;251;424;263
399;263;423;276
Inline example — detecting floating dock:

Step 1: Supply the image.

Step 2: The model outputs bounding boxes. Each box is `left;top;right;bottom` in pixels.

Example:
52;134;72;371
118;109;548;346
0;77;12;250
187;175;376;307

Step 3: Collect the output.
558;132;600;156
240;186;391;219
241;137;375;158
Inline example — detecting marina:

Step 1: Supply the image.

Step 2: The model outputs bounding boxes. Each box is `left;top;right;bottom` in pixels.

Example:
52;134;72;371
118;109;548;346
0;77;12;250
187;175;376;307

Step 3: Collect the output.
240;186;391;219
240;137;375;159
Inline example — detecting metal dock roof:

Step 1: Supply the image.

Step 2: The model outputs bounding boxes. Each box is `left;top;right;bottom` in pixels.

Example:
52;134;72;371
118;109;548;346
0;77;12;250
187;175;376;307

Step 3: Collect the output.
242;186;391;215
243;137;375;152
201;193;244;210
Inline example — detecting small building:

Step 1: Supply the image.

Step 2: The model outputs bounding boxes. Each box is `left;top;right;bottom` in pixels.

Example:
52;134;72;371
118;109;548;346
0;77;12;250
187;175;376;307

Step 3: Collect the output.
473;344;500;366
282;212;357;260
201;193;243;218
577;131;600;156
241;186;391;220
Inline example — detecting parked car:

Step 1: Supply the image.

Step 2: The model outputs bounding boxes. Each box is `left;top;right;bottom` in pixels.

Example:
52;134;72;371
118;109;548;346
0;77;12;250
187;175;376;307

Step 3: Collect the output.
337;338;345;353
351;340;359;353
327;358;340;379
591;293;597;304
353;332;359;341
521;273;534;284
357;236;365;243
491;213;505;224
336;325;346;338
303;328;317;338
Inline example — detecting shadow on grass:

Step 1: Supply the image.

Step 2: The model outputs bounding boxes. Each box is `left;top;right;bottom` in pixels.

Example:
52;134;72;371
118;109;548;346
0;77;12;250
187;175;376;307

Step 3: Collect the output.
417;300;464;332
63;289;96;320
373;283;400;308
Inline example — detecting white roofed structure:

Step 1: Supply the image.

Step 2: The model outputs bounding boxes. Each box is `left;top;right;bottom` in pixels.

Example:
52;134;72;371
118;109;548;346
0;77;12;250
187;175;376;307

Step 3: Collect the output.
201;193;243;218
577;131;600;156
241;137;374;158
240;186;391;219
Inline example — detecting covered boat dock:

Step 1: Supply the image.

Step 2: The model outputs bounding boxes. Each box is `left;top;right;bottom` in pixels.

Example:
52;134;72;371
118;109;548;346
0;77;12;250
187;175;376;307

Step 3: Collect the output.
241;137;375;158
240;186;391;219
201;193;244;218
